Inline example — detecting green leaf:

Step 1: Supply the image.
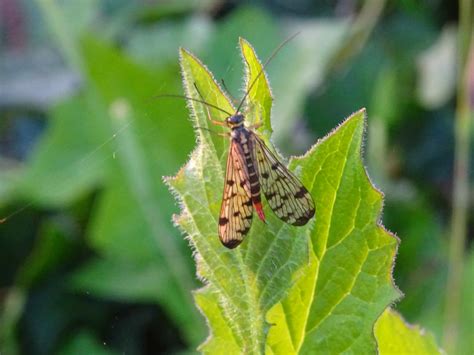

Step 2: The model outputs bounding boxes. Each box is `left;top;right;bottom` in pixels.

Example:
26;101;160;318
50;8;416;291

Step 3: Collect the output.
239;38;273;136
170;41;309;354
70;258;169;303
58;330;117;355
76;36;204;346
374;309;441;354
15;93;107;205
267;110;401;353
169;38;402;353
11;31;204;347
16;220;78;289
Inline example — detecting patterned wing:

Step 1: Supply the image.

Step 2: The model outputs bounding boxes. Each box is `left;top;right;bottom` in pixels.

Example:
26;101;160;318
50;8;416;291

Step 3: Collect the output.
252;134;315;226
218;141;254;248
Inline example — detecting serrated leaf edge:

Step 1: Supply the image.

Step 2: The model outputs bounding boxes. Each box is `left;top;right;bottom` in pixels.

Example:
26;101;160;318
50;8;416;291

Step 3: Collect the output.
290;108;403;352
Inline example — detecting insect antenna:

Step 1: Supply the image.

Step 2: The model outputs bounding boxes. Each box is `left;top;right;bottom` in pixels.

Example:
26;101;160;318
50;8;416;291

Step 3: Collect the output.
154;93;233;116
193;82;230;111
192;82;207;102
235;32;299;114
220;79;238;103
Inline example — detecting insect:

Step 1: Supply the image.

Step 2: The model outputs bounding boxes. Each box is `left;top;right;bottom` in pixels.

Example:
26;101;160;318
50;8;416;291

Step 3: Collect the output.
197;39;314;249
161;35;315;248
214;111;315;248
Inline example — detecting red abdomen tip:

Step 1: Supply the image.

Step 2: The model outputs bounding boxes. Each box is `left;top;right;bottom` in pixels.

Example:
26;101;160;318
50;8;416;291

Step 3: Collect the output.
254;201;266;222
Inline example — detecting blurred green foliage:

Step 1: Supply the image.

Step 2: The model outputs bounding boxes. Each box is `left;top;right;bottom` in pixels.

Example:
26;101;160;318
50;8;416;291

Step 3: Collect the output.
0;0;471;354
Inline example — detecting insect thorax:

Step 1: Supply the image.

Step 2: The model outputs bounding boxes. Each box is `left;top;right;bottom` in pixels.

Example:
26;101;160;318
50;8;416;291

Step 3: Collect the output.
230;125;250;141
227;112;245;127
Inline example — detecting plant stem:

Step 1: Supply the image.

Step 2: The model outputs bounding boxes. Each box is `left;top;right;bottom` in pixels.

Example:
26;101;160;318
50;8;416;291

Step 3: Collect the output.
443;0;473;353
328;0;386;72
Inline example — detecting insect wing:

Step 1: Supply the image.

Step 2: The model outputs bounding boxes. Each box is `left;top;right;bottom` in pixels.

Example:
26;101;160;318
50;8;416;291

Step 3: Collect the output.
253;135;315;226
218;141;254;248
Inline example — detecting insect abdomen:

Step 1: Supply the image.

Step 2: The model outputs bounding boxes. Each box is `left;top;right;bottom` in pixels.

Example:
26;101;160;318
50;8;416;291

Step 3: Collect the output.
235;130;260;195
234;128;265;222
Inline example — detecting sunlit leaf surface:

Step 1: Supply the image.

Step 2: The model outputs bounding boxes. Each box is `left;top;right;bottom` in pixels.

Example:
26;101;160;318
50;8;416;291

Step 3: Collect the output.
167;39;420;354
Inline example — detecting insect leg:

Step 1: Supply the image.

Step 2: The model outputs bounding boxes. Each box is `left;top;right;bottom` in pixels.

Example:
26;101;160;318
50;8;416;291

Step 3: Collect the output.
194;126;230;137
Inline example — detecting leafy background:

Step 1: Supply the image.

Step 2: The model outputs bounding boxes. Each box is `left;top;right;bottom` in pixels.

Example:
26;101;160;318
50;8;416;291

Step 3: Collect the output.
0;0;472;354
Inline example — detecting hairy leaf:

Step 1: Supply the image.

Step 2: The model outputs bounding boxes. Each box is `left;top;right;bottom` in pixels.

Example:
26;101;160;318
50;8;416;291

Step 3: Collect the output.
374;308;441;354
169;39;309;354
168;38;437;354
